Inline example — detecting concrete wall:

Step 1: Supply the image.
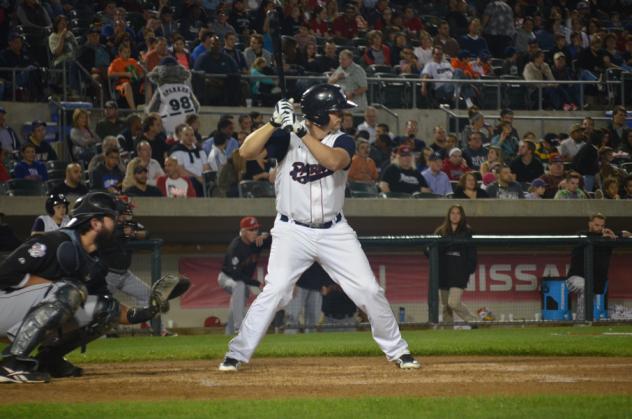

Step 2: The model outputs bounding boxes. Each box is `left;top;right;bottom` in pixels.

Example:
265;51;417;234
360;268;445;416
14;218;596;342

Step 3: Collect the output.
1;100;611;144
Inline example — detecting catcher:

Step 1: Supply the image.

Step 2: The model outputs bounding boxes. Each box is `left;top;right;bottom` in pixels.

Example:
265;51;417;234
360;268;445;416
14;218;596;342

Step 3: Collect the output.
0;192;181;383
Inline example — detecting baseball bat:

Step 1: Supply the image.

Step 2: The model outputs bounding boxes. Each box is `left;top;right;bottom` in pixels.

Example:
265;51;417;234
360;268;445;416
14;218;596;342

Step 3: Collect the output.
267;0;287;98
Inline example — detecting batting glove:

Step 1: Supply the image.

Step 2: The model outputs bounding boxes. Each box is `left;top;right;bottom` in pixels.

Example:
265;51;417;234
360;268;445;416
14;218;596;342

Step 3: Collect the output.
293;120;308;138
270;98;296;131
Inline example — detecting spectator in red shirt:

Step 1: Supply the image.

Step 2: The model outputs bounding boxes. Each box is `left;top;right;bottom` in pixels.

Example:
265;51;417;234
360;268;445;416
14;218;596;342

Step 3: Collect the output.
309;6;329;38
401;5;423;36
0;148;10;182
363;30;391;66
442;147;471;181
332;4;360;39
157;156;197;198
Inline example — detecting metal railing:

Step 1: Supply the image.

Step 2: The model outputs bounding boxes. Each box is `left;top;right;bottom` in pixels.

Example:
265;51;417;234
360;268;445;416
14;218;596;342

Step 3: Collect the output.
126;239;164;336
3;67;627;112
360;234;632;324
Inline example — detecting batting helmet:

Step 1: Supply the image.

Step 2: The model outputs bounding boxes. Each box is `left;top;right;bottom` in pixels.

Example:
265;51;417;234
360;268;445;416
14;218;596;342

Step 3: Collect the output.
45;193;69;216
66;192;119;228
301;84;356;126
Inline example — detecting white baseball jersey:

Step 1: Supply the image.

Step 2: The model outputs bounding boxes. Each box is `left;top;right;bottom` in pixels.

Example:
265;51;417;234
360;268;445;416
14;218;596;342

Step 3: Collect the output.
225;126;412;365
33;215;70;233
267;129;355;225
156;83;197;135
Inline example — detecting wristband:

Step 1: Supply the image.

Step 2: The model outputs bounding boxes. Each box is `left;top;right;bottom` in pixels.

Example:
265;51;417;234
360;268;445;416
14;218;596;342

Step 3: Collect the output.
269;119;281;128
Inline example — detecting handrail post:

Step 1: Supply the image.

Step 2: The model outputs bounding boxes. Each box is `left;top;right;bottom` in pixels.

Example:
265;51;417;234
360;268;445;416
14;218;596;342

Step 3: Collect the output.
538;85;542;110
428;242;439;324
583;240;594;322
12;68;16;101
496;83;501;110
150;239;164;336
580;83;584;109
62;62;67;101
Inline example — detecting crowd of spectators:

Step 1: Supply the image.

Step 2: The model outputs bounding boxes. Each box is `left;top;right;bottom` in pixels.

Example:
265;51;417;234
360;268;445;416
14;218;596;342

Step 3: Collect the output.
0;1;630;110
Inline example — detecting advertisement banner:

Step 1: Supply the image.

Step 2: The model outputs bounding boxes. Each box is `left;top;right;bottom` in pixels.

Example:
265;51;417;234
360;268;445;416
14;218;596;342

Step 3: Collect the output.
179;254;632;308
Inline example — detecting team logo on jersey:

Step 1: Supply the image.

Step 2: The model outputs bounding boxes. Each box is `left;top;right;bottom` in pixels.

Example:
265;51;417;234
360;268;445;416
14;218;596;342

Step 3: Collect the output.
28;243;47;258
231;256;239;266
289;162;333;184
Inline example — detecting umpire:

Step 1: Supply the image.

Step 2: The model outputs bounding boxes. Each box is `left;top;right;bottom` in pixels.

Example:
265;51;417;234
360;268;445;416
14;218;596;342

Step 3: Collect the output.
0;192;165;383
218;216;271;335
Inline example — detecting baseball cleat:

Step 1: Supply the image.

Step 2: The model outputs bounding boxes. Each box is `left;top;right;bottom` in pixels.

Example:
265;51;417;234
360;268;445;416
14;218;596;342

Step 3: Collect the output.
218;356;241;372
395;354;421;369
0;362;51;384
37;356;83;378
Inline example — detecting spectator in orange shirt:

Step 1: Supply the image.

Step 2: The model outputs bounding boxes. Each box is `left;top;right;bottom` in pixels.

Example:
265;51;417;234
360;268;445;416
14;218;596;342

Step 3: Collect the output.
108;44;145;109
348;138;378;183
143;36;168;72
450;50;476;79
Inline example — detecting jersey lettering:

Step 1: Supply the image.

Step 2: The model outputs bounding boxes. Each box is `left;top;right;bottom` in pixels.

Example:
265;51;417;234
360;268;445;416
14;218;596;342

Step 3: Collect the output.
289;162;334;184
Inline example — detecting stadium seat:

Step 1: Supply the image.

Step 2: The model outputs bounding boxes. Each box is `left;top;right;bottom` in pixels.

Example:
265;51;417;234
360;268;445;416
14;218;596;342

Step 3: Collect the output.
411;192;441;199
7;179;46;196
367;64;394;75
238;180;275;198
46;178;64;194
46;160;69;172
348;181;379;198
380;191;412;199
47;168;66;180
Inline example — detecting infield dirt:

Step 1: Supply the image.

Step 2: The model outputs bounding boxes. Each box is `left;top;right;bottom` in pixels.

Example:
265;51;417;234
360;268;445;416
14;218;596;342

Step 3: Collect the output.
1;356;631;404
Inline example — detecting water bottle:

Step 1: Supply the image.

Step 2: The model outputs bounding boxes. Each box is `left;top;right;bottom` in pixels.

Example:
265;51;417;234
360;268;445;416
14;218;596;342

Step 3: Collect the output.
399;307;405;323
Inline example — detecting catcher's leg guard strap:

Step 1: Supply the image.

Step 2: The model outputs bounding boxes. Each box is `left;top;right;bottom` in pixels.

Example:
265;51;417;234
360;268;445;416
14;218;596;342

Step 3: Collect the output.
7;281;86;358
39;294;120;358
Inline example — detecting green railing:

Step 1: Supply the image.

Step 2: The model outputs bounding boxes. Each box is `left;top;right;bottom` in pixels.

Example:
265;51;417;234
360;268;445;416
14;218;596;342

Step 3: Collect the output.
126;239;164;335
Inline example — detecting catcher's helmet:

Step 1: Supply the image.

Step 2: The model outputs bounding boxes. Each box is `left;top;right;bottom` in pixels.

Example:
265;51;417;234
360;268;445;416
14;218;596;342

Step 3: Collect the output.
66;192;119;228
45;193;69;216
301;84;356;126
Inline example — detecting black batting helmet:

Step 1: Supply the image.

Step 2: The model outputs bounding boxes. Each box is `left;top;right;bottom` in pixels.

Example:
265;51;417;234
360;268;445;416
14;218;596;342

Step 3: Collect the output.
301;84;356;126
45;193;69;216
66;192;119;228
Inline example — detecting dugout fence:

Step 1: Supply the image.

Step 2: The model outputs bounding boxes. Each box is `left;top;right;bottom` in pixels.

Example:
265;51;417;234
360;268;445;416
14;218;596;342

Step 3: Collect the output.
359;235;632;327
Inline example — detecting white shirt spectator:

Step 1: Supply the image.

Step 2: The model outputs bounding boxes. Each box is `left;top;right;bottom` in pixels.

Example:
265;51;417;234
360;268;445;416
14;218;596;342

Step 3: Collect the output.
559;138;585;161
421;60;454;89
171;146;208;177
207;144;228;173
356;121;376;144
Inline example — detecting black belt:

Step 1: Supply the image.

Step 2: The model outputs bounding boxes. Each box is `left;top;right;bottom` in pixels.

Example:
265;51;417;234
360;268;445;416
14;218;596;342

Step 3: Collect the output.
279;213;342;229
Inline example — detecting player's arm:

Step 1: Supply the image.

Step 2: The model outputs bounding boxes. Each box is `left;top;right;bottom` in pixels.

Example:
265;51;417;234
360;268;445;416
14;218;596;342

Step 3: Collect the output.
301;126;353;172
241;99;295;160
240;124;276;159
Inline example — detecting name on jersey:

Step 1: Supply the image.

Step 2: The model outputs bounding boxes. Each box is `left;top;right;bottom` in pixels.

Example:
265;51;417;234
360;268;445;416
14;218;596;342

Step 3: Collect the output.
290;162;333;184
162;85;190;96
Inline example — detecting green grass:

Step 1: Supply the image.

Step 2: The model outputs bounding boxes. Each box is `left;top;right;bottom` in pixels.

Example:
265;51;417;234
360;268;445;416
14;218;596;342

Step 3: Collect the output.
19;325;632;364
5;396;632;418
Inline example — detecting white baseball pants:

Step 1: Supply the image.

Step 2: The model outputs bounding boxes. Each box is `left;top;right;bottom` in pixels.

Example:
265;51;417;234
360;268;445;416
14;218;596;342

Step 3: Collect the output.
226;216;411;363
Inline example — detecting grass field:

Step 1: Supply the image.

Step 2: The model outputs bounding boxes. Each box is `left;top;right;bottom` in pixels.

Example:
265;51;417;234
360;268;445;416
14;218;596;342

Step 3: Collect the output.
2;325;632;418
63;324;632;363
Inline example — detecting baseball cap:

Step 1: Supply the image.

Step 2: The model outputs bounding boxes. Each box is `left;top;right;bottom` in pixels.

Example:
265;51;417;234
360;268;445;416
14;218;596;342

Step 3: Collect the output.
397;145;412;156
549;155;563;164
159;56;178;66
133;165;148;174
554;52;566;60
240;216;260;230
104;100;118;109
500;108;513;117
87;25;100;35
449;147;462;157
482;172;496;186
428;152;442;161
479;50;491;60
31;120;46;130
570;123;584;133
531;178;546;188
457;49;470;60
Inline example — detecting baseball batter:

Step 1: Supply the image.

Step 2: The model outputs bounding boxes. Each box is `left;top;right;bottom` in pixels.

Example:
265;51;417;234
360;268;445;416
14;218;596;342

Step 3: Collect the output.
219;84;420;371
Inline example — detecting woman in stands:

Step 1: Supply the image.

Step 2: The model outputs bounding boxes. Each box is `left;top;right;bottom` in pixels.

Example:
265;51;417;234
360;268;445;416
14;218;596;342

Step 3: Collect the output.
70;109;100;164
49;15;80;95
452;172;488;199
434;205;478;325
